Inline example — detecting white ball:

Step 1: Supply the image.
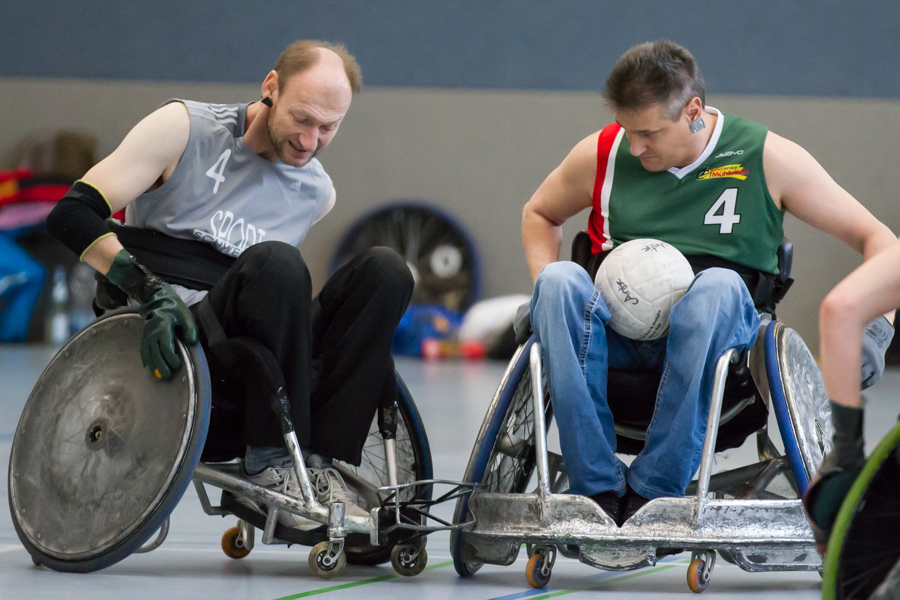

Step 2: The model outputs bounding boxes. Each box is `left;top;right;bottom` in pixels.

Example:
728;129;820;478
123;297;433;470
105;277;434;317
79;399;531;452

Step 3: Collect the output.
594;239;695;341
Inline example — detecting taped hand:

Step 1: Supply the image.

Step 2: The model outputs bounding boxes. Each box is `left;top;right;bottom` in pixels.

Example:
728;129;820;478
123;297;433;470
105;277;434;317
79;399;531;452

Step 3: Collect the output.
861;316;894;390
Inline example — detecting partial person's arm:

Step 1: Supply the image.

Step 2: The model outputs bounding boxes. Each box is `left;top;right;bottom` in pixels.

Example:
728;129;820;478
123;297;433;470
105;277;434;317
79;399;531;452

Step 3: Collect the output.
803;239;900;551
522;134;599;282
820;238;900;408
44;102;195;378
764;131;897;325
65;102;191;273
770;132;900;550
764;131;896;391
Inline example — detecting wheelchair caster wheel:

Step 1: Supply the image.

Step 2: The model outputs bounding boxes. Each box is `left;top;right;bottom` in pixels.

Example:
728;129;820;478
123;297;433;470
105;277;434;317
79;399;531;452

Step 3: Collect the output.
309;541;346;579
525;553;551;589
391;544;427;577
687;558;710;593
221;526;251;560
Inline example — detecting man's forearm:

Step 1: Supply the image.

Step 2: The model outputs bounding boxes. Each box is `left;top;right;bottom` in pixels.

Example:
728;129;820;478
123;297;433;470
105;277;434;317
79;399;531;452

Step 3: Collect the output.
82;234;126;275
522;208;564;283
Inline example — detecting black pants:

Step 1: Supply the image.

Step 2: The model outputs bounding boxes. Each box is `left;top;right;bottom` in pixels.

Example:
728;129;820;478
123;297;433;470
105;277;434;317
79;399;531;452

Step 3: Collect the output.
197;241;413;466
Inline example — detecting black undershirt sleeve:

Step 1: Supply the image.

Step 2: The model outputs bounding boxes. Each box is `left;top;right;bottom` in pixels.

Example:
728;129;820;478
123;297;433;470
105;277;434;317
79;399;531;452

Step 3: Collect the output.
45;180;115;259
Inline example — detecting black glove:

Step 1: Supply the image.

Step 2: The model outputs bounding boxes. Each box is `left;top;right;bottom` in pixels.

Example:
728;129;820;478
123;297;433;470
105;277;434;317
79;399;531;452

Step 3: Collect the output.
802;401;866;553
861;316;894;390
105;249;198;379
514;301;533;345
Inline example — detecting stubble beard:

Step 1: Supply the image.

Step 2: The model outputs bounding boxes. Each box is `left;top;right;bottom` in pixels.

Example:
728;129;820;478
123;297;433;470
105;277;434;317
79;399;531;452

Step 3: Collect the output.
265;113;322;167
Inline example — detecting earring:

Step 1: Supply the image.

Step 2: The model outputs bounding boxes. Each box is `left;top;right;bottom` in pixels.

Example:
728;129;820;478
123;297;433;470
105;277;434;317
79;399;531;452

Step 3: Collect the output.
689;117;706;134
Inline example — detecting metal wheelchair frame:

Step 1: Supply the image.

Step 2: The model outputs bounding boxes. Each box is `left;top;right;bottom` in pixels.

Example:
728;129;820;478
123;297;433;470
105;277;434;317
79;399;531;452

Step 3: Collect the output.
453;317;831;593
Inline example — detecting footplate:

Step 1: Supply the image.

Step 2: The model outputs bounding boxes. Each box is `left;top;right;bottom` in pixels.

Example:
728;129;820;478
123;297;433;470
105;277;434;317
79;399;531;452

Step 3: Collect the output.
373;479;477;547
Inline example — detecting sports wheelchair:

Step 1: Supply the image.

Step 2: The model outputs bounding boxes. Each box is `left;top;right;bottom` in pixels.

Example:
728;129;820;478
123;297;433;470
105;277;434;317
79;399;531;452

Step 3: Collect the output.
8;227;468;579
451;235;832;593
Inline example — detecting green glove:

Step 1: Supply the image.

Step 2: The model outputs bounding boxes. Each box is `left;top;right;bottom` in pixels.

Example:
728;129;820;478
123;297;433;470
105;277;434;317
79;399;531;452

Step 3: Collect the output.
105;249;198;379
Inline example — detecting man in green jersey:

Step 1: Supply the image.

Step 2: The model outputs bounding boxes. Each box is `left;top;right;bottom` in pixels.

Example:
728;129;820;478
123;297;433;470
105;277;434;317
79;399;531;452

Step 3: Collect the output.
519;40;896;526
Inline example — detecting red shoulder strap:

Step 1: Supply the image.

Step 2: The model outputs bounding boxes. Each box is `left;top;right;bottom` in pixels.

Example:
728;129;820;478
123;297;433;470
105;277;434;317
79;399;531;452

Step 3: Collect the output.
592;123;621;202
587;123;621;253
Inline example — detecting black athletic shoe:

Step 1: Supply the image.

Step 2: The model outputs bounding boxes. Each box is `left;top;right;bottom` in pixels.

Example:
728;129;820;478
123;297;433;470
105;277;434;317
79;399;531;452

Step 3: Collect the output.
621;487;651;524
590;490;623;526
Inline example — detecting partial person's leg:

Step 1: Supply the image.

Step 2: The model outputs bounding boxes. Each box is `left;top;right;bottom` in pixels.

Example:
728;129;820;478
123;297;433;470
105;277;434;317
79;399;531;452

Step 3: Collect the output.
203;241;314;456
531;261;628;500
199;241;325;528
627;268;759;500
310;247;413;465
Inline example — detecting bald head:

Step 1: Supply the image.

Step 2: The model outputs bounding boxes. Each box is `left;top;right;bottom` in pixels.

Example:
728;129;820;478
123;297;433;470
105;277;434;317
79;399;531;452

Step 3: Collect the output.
274;40;362;95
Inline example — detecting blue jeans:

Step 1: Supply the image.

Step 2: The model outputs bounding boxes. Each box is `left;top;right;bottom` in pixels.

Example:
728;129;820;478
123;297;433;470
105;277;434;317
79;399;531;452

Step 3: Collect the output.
531;262;759;499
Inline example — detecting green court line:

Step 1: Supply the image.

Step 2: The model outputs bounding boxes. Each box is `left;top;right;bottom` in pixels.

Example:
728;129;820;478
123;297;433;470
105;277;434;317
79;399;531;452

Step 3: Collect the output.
527;561;687;600
272;560;454;600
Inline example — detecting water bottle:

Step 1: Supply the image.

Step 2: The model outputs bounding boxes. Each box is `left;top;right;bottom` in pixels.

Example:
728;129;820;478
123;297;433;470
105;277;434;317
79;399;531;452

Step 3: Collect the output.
68;263;97;334
46;265;70;346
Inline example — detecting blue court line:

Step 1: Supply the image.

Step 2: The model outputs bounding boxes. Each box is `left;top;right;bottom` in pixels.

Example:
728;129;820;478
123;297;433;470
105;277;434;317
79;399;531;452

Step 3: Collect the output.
485;556;687;600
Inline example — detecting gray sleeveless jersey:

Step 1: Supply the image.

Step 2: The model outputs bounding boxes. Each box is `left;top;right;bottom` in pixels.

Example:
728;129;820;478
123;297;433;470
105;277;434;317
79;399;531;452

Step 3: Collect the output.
125;99;335;303
127;99;334;256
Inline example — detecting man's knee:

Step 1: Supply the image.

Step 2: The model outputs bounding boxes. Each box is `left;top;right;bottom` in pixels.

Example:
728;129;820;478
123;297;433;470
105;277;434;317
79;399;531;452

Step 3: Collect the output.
237;241;311;296
358;247;414;297
671;267;758;333
534;261;592;305
679;268;748;309
692;267;744;292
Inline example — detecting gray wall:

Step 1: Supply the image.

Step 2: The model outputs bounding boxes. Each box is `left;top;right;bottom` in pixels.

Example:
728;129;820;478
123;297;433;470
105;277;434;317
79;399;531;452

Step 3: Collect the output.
3;77;898;351
4;1;899;97
3;0;899;352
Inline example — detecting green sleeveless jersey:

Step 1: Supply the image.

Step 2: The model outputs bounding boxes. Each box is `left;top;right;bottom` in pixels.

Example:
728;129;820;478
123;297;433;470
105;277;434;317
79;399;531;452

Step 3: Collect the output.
587;108;784;275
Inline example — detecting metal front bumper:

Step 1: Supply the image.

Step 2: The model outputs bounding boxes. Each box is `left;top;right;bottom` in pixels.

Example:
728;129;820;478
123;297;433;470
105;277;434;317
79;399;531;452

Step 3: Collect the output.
460;491;820;572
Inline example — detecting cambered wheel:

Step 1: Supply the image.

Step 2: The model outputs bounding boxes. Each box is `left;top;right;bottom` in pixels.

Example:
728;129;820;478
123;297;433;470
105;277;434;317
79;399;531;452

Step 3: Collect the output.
220;526;250;560
330;201;481;313
451;338;553;577
308;541;347;579
822;422;900;600
7;308;211;573
687;558;710;593
764;322;833;495
339;374;432;566
391;543;428;577
526;553;551;589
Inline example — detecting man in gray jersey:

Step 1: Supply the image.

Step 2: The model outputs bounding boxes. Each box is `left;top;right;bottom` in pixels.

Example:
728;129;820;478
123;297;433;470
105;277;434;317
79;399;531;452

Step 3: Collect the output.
45;40;414;527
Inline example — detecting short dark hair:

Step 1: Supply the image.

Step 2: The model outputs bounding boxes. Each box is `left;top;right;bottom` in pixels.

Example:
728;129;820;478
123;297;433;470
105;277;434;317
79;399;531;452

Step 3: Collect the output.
275;40;362;95
603;40;705;120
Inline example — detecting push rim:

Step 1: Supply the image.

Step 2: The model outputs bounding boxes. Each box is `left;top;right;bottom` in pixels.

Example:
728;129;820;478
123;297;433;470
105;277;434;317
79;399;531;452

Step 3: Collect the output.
451;337;552;576
8;308;210;572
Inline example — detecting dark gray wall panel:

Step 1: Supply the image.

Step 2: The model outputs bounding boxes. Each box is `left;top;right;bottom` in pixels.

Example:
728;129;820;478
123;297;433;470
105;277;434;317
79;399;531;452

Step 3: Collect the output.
2;1;897;97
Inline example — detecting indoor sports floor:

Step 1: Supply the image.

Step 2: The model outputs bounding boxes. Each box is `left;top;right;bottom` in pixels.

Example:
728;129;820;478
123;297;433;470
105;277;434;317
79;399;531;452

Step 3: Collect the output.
3;345;897;599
